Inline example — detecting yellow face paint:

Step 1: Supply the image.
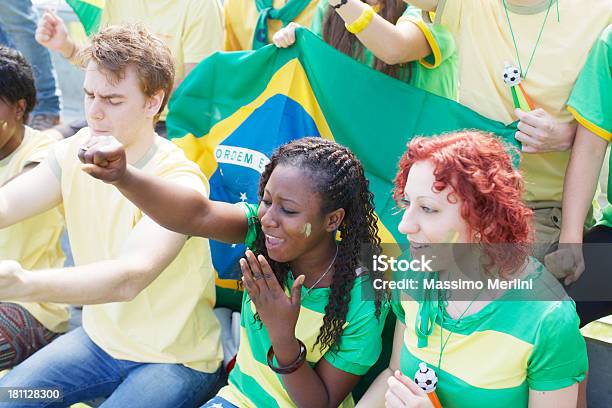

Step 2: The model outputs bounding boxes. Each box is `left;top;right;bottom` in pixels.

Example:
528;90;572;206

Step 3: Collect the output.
303;223;312;238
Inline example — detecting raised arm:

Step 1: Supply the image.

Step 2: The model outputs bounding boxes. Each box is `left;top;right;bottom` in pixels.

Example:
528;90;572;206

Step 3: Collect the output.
329;0;432;65
36;10;82;65
0;159;61;229
79;136;248;243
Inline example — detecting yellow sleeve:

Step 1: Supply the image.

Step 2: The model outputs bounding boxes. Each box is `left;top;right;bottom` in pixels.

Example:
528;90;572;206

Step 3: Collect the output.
398;8;456;69
24;129;57;166
182;0;224;63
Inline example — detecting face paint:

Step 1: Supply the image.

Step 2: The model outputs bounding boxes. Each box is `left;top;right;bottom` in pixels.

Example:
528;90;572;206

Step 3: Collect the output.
302;222;312;238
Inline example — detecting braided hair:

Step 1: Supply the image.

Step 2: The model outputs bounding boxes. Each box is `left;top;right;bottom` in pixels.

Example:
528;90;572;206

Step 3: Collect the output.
253;137;383;351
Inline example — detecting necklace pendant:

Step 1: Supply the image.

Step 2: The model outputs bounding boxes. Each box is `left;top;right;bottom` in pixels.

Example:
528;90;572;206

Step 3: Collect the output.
414;362;438;392
502;62;522;87
414;362;443;407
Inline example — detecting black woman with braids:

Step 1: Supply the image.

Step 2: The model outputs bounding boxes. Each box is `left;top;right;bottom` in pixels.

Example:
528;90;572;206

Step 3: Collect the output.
79;136;389;408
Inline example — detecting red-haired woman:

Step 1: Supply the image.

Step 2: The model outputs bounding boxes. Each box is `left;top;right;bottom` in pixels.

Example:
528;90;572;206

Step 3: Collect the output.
358;131;588;408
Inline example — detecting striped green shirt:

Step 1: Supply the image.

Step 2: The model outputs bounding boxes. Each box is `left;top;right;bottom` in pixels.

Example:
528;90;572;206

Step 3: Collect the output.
218;203;389;407
391;259;588;407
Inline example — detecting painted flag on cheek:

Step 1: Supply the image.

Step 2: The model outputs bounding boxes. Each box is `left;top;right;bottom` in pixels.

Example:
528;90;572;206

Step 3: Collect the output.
167;28;519;308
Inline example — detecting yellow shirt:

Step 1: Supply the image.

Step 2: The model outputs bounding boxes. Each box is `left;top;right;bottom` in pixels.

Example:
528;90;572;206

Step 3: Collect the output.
48;129;223;372
438;0;611;202
0;127;67;333
224;0;320;51
101;0;224;120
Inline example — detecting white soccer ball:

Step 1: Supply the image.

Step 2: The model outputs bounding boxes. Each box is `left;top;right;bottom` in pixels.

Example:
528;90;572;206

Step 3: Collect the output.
414;362;438;392
502;64;521;86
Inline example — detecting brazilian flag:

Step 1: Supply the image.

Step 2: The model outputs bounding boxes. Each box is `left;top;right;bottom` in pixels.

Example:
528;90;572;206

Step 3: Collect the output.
66;0;105;36
168;29;519;309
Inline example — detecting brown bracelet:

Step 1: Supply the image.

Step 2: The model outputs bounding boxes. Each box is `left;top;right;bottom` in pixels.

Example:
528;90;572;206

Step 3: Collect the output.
267;339;307;375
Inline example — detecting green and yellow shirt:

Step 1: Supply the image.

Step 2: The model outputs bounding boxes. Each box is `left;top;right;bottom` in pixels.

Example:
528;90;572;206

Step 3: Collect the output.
391;260;587;407
567;25;612;227
218;202;389;407
310;1;458;100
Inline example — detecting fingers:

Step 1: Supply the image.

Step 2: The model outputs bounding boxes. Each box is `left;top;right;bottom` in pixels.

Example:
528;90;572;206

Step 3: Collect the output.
385;388;407;408
514;108;547;129
290;274;305;307
36;11;57;43
78;136;124;164
386;375;412;406
245;250;270;290
544;249;573;280
516;120;542;139
393;370;427;396
257;254;280;290
564;247;586;285
272;23;298;48
240;258;260;300
515;131;542;152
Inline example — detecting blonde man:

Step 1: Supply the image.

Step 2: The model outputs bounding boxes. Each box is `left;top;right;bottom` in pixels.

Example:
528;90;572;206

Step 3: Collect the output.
0;25;222;408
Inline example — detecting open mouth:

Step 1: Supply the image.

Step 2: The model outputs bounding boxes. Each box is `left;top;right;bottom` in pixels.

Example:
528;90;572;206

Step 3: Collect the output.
265;234;285;248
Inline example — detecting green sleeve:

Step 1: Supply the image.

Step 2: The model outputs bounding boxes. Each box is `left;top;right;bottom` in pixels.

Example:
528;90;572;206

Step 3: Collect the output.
309;0;328;37
390;299;406;324
567;25;612;142
526;301;588;391
323;278;390;375
237;202;260;248
399;6;457;69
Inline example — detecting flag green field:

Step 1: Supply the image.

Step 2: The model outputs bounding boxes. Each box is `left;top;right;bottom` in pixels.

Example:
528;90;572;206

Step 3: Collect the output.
66;0;104;35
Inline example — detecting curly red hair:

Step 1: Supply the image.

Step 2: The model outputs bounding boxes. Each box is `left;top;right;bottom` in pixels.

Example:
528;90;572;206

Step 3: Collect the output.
394;131;533;278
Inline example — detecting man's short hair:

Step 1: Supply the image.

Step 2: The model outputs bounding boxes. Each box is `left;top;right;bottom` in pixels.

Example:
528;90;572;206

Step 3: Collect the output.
0;46;37;123
81;24;175;122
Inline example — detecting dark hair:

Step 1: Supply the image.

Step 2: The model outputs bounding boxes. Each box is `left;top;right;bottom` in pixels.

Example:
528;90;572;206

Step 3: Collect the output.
254;137;383;351
322;0;411;80
0;46;37;123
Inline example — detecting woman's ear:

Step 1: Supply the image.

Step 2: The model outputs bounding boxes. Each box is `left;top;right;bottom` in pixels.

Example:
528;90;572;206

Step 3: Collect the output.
15;99;27;121
325;208;345;232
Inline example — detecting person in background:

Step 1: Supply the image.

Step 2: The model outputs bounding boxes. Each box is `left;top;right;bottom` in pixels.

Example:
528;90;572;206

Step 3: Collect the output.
546;25;612;326
36;0;224;138
0;0;62;131
224;0;321;51
400;0;610;264
273;0;457;99
0;45;66;371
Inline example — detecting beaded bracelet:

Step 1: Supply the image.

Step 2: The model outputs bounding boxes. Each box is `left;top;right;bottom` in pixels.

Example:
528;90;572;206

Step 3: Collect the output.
267;339;307;375
345;5;375;34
